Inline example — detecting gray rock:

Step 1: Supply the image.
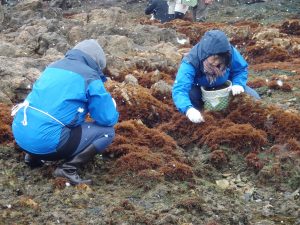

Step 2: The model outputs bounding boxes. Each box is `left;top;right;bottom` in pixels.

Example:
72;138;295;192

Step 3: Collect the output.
124;74;138;85
151;80;172;96
0;90;12;104
0;42;17;57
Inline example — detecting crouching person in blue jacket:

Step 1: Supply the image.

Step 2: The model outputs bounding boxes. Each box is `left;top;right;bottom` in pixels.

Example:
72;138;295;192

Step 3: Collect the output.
11;39;119;185
172;29;260;123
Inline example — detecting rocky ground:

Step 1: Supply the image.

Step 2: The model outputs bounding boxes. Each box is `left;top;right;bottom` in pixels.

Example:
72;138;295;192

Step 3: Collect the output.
0;0;300;224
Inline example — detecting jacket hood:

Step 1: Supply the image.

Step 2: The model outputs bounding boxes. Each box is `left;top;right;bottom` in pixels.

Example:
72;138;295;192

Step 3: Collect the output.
73;39;106;70
184;30;232;71
65;49;107;82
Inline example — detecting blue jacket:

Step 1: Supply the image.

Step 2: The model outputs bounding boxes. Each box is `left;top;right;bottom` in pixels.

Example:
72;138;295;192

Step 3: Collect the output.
172;30;248;114
12;49;119;154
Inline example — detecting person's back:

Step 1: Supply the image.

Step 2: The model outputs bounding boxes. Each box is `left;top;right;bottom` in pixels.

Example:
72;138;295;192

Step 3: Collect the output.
12;39;119;185
145;0;174;23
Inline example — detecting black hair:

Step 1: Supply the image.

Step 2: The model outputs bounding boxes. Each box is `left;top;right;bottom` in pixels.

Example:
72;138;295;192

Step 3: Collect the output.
217;52;231;67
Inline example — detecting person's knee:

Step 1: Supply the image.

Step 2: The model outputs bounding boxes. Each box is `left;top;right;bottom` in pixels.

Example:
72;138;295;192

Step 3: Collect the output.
100;126;115;145
93;127;115;153
105;126;115;138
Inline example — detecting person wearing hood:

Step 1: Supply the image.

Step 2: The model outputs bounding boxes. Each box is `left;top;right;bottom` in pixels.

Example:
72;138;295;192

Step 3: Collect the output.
145;0;174;23
11;39;119;185
172;30;260;123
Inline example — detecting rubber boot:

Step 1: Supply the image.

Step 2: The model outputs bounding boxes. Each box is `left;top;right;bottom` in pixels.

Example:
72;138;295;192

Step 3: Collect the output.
53;144;97;185
24;153;45;168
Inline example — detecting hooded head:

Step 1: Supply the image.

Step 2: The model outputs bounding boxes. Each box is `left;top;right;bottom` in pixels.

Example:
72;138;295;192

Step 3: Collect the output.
199;30;231;59
73;39;106;69
184;30;232;72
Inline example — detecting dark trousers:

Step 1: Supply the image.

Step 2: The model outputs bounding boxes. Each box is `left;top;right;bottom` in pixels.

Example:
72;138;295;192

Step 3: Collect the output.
24;122;115;161
174;12;185;19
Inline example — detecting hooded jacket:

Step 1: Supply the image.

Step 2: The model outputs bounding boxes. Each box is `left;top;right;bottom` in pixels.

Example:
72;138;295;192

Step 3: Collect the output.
172;30;248;114
12;40;119;154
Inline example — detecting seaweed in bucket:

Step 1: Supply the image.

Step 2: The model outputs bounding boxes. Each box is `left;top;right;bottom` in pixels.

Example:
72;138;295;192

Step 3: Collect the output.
172;29;261;122
203;82;230;91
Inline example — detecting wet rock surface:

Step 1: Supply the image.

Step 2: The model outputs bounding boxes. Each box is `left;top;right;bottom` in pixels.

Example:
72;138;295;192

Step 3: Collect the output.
0;0;300;224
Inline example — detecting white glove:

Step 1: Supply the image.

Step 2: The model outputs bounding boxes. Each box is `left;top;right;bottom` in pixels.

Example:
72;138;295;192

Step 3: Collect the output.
186;107;205;123
231;85;244;96
112;98;117;108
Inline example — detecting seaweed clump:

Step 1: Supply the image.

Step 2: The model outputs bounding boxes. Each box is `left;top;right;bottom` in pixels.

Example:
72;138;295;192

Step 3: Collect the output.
226;96;300;180
280;20;300;35
0;103;14;144
227;95;300;143
246;44;289;64
267;80;293;91
159;109;267;152
245;153;264;172
160;95;300;178
106;81;175;128
210;150;228;169
200;123;267;151
176;196;204;213
107;120;193;183
247;77;267;89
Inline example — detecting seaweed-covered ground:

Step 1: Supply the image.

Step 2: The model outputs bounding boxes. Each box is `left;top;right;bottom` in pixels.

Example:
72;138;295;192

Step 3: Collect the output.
0;0;299;224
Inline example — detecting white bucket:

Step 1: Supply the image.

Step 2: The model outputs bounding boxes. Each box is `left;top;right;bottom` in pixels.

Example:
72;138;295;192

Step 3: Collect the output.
201;80;232;111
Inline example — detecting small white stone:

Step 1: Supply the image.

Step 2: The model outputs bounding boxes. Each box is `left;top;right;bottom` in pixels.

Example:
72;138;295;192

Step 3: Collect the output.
176;37;188;45
277;80;283;86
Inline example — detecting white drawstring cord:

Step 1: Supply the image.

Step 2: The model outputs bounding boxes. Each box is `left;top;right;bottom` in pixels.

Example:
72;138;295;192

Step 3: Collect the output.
11;100;65;127
11;100;29;117
28;105;66;127
22;102;29;126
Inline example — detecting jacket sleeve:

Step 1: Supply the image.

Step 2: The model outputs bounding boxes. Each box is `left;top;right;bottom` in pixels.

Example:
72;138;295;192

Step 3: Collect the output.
145;1;157;15
87;80;119;126
172;61;196;114
229;47;248;88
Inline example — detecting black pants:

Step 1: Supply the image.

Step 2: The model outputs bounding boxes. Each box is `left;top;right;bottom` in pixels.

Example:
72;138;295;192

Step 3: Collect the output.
174;12;185;19
23;126;82;161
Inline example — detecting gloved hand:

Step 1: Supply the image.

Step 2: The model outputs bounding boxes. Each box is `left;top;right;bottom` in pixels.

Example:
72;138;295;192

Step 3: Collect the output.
112;98;117;108
186;107;205;123
231;85;244;96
